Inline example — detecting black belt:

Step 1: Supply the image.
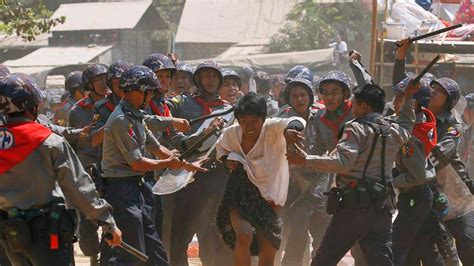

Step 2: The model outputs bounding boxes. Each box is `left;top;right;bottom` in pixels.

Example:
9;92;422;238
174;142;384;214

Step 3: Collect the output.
103;176;144;184
0;206;50;221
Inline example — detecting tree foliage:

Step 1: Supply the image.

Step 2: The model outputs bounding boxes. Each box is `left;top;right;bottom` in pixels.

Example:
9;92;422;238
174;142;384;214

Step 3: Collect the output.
0;1;65;42
269;0;371;53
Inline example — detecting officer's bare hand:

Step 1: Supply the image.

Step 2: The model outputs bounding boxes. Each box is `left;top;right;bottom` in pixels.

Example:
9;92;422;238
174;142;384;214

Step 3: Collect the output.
165;155;182;169
396;38;411;60
286;144;307;165
204;117;225;135
171;118;191;132
171;149;181;157
182;158;209;172
350;50;362;61
106;227;122;247
225;160;241;171
284;129;305;146
404;80;421;99
168;53;178;65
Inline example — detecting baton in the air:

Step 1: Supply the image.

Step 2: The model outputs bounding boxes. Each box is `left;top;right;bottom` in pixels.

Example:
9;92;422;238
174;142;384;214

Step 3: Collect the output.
412;55;441;85
396;24;462;47
188;107;235;125
103;232;149;262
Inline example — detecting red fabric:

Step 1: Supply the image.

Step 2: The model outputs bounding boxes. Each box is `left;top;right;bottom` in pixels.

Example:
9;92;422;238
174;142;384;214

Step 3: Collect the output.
77;96;94;109
320;100;352;144
193;96;226;116
50;234;59;250
105;101;115;113
455;0;474;24
0;121;52;174
412;108;437;157
150;100;172;135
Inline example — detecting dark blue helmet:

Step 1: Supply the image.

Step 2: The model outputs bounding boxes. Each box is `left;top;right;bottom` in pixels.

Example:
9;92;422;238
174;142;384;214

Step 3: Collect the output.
284;77;315;110
120;65;161;92
193;60;223;88
82;63;108;91
392;76;432;108
143;53;176;74
318;71;352;93
0;73;43;113
254;71;271;93
413;79;432;108
107;61;130;89
431;78;461;110
240;66;255;80
284;65;314;83
222;68;242;88
0;64;10;79
465;93;474;110
65;71;83;93
176;61;194;76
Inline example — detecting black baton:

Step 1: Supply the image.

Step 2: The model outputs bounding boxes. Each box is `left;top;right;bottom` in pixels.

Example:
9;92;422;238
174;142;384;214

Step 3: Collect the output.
396;24;462;47
103;232;149;262
188;107;234;125
412;55;441;85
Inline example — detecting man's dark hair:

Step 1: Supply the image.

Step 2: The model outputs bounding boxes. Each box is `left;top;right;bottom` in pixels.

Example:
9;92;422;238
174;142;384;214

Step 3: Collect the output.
353;84;385;113
235;92;267;120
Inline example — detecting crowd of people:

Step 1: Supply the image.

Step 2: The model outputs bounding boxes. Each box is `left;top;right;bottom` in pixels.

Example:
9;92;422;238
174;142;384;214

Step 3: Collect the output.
0;37;473;266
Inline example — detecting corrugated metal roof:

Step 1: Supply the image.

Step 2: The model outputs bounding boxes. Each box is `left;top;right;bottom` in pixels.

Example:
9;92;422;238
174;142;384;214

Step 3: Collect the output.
3;45;113;68
50;0;152;32
176;0;298;43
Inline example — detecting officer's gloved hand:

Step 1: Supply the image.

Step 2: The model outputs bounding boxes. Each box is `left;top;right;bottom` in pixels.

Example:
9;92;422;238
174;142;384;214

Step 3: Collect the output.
105;227;123;247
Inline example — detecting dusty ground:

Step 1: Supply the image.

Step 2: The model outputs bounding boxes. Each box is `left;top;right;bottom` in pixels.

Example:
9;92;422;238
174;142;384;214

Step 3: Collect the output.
73;243;355;266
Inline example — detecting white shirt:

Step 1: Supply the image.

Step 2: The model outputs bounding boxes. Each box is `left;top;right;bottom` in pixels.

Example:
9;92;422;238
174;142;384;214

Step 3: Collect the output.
216;117;306;206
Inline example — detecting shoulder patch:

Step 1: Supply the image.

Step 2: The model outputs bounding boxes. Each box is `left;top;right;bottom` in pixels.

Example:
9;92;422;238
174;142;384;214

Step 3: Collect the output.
128;123;136;139
447;127;461;137
0;128;15;149
401;144;415;158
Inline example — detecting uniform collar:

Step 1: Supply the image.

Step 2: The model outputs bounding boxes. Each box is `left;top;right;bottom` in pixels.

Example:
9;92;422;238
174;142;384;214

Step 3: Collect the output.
436;110;451;123
111;94;121;106
194;91;221;101
6;117;33;124
68;97;78;105
120;99;144;118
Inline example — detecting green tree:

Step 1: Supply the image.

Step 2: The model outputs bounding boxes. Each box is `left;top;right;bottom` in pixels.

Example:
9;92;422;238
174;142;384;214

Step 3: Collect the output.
269;0;371;53
0;1;65;42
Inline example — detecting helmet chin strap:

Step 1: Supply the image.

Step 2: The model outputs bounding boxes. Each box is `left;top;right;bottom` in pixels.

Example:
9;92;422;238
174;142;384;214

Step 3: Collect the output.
140;90;149;109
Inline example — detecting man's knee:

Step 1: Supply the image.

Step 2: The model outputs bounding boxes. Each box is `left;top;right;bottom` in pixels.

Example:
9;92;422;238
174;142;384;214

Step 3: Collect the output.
235;230;253;247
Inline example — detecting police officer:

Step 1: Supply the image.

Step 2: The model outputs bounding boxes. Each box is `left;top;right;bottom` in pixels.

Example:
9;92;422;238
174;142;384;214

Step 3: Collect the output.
167;60;232;266
219;68;242;105
69;63;108;166
279;78;331;266
0;73;122;265
390;78;445;265
288;82;419;265
254;71;279;117
239;65;255;95
69;63;108;265
100;65;206;265
89;61;129;148
55;71;85;126
171;61;195;97
143;53;191;144
427;77;474;265
143;54;192;240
